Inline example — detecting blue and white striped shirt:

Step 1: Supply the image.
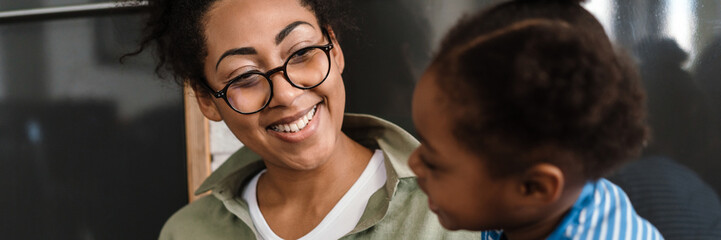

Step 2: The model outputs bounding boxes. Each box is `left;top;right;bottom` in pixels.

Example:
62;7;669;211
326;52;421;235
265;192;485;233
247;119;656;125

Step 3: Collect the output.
481;178;663;240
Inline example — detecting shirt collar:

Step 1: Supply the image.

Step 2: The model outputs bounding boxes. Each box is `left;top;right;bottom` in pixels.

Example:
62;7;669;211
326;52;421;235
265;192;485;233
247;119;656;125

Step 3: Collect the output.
194;113;419;197
544;180;596;239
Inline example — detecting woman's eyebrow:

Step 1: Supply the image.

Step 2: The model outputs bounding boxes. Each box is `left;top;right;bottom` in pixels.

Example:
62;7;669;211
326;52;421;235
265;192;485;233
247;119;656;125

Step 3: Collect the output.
275;21;313;45
215;21;313;72
216;47;257;71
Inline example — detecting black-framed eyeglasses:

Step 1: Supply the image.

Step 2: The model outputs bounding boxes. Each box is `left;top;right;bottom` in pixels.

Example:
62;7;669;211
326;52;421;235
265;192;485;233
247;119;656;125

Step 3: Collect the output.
203;30;334;114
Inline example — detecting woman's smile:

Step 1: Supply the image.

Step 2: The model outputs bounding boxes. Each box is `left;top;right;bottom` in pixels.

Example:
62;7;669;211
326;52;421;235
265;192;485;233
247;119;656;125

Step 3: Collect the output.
266;101;323;143
268;103;317;133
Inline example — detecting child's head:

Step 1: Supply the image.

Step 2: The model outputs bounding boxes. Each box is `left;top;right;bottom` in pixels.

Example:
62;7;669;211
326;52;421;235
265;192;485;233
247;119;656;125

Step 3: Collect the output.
408;0;648;232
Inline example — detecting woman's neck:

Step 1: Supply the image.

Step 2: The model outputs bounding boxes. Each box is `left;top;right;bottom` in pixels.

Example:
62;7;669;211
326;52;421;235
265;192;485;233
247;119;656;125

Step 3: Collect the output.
255;133;373;239
258;133;373;205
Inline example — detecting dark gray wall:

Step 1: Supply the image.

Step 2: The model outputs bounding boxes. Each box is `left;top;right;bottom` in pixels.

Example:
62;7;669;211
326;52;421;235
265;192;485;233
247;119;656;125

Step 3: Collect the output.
0;6;187;240
1;0;720;239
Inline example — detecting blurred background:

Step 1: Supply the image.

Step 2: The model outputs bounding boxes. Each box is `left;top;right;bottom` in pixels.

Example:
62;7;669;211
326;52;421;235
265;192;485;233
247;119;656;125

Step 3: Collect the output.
1;0;719;239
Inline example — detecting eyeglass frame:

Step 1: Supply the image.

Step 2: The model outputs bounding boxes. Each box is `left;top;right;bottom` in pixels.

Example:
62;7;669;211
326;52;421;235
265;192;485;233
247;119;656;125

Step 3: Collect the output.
201;29;334;115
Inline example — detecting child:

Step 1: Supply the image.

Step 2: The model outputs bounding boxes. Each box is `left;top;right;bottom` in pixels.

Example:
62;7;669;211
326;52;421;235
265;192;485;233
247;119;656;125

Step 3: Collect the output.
408;0;663;239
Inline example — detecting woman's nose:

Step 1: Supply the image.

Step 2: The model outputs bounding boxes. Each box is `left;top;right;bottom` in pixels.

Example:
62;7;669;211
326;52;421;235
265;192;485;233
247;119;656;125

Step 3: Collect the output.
267;71;304;108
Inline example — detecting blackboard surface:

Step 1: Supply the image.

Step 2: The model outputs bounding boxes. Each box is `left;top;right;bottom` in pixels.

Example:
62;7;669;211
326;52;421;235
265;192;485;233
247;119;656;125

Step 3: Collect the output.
1;0;721;239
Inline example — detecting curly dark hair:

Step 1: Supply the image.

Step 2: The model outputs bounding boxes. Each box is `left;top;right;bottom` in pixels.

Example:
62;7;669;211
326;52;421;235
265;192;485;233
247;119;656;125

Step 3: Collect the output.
432;0;648;180
124;0;355;89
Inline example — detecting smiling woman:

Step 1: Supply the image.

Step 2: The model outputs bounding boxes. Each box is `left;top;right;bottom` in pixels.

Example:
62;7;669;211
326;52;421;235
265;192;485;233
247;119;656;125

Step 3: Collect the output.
125;0;479;239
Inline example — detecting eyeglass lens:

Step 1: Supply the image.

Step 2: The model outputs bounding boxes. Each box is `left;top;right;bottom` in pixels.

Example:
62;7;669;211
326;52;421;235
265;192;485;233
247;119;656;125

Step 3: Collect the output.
225;47;330;113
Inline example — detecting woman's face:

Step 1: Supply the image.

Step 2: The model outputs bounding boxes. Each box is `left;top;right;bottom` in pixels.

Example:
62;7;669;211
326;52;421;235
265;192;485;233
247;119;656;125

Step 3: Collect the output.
408;69;516;231
201;0;346;170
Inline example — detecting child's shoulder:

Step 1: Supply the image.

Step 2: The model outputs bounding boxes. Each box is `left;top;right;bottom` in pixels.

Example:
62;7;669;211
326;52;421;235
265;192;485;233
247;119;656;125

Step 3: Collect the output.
547;178;664;240
481;179;665;240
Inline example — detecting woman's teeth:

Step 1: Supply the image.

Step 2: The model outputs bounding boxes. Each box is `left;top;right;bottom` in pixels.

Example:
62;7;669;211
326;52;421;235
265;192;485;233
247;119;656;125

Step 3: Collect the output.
270;105;317;133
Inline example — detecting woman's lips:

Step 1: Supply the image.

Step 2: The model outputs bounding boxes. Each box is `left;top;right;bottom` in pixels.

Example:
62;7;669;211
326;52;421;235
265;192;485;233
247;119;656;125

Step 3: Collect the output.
266;103;322;143
268;105;317;133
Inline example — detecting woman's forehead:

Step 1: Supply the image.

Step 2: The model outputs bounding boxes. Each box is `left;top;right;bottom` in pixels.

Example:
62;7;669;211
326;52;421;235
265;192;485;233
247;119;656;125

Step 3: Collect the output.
205;0;318;32
203;0;319;50
202;0;321;64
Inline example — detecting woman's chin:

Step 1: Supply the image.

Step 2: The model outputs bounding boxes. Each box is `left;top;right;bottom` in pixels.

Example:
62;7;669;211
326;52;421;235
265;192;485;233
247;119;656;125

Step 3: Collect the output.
271;154;331;171
259;101;343;172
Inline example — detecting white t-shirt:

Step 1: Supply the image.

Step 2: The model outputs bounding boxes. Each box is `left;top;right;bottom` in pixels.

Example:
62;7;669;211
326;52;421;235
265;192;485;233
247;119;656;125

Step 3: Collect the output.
242;150;387;240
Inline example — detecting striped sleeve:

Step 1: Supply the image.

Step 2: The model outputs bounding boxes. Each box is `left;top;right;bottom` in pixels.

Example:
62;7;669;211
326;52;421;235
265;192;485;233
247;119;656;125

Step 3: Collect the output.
563;180;664;240
483;179;664;240
592;180;664;240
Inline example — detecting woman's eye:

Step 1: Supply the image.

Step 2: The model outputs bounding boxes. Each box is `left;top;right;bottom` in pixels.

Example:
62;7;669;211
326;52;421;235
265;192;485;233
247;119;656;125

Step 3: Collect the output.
295;48;311;57
229;73;262;88
288;48;317;64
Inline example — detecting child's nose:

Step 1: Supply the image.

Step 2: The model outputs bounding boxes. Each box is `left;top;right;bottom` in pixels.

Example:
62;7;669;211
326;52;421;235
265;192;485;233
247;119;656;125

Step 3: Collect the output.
408;148;425;178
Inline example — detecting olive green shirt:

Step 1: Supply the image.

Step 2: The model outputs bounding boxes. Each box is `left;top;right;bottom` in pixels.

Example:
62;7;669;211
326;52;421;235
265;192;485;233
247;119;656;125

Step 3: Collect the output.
159;114;479;239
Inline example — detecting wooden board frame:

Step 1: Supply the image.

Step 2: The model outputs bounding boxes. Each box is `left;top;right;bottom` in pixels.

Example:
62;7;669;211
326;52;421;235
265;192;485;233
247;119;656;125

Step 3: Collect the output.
183;84;211;202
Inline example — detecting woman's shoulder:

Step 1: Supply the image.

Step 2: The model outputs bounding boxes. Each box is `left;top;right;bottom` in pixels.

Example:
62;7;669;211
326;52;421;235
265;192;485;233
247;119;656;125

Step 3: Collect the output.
159;195;256;239
164;195;225;223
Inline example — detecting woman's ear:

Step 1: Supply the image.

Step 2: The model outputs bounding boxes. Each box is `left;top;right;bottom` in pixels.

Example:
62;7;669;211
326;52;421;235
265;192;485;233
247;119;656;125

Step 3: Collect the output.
192;84;223;122
326;28;345;74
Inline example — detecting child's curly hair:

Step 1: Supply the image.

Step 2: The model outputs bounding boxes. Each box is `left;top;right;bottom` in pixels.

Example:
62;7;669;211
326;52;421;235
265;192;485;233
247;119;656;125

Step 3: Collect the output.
432;0;648;180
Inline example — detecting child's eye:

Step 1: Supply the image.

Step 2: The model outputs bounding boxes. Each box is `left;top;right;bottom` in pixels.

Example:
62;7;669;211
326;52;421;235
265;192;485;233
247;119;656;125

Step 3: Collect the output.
419;155;437;170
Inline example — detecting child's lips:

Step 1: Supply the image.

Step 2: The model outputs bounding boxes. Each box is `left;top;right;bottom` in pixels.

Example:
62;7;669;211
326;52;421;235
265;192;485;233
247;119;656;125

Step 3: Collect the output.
417;181;440;213
428;198;440;213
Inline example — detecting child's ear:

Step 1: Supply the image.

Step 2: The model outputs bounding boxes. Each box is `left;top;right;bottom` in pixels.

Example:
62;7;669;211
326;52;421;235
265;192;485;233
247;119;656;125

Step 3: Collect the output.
518;163;565;204
192;85;223;122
